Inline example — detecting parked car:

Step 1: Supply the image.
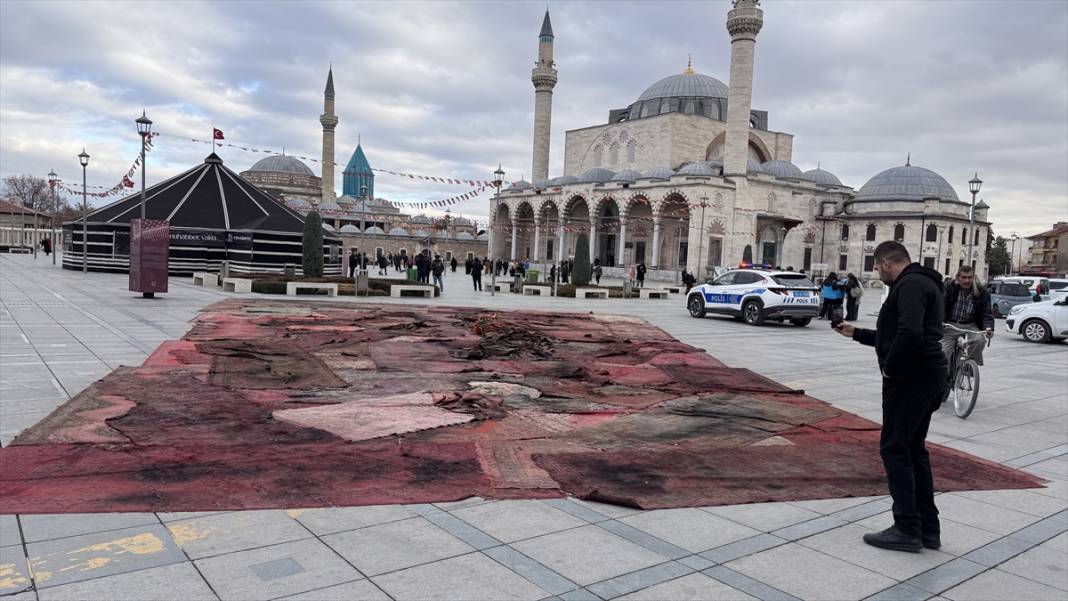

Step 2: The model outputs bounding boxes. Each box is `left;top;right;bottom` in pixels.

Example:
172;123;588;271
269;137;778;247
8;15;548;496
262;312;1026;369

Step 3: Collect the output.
1049;278;1068;301
1005;297;1068;343
989;280;1039;318
686;269;820;326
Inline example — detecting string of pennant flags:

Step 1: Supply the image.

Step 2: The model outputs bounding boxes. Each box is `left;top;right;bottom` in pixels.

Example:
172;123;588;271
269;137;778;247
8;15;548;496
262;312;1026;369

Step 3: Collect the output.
56;134;158;198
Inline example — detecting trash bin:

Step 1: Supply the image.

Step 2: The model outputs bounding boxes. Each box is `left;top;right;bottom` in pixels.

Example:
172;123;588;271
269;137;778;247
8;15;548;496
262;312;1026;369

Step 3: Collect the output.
526;269;540;283
407;267;418;282
623;280;633;298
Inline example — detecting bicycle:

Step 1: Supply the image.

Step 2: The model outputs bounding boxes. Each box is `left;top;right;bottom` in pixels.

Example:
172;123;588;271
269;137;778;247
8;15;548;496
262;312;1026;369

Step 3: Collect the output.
943;323;992;419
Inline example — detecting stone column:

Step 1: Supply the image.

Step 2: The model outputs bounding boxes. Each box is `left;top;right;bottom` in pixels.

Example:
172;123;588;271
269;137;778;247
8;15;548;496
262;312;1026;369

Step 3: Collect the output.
557;222;566;261
589;218;597;262
510;220;518;261
723;1;763;177
617;218;627;268
651;217;662;268
532;216;542;262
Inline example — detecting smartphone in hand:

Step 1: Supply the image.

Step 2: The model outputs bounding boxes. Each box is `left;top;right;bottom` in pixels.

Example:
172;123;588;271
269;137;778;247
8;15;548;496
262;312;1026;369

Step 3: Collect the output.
830;305;844;330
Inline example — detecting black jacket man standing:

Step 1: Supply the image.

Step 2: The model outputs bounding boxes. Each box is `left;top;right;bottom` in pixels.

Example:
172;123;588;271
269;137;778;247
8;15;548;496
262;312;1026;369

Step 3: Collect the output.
835;241;948;553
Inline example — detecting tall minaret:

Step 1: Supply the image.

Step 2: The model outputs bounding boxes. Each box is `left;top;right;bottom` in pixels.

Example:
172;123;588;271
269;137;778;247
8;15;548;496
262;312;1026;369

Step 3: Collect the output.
319;67;339;203
530;10;557;183
723;0;763;177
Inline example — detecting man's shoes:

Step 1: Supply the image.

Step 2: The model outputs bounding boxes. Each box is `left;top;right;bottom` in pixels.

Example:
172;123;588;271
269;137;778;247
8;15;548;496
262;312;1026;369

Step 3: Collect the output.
922;533;941;550
862;526;922;553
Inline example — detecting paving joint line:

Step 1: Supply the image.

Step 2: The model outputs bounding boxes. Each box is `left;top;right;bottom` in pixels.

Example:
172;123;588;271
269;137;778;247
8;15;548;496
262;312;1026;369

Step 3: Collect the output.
284;510;396;601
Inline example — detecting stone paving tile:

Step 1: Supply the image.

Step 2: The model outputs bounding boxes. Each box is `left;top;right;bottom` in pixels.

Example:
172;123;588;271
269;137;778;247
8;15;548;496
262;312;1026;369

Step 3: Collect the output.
701;566;801;601
962;535;1035;567
512;525;668;587
0;545;33;597
703;501;823;533
586;560;691;599
941;568;1067;600
164;510;311;560
35;561;216;601
595;519;690;559
540;499;612;524
26;523;185;589
372;552;549;601
864;582;932;601
615;571;759;601
195;538;362;601
726;542;896;601
931;493;1041;536
483;545;578;596
322;516;473;576
557;589;599;601
453;500;586;543
1009;510;1068;545
288;505;416;536
421;508;503;550
798;523;955;581
0;515;21;548
951;488;1068;518
788;496;883;515
677;554;716;571
996;544;1068;591
19;513;158;543
155;511;232;523
904;558;988;595
771;514;848;541
433;496;493;511
278;579;391;600
619;508;761;554
0;590;37;601
1040;531;1067;553
567;498;641;520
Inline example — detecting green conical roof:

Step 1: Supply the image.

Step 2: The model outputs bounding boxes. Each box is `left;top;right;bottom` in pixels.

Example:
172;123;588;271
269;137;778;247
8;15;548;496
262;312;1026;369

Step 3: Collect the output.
345;144;371;172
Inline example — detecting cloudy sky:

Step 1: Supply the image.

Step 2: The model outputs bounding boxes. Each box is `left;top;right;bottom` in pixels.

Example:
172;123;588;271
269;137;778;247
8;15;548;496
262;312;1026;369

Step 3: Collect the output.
1;0;1065;236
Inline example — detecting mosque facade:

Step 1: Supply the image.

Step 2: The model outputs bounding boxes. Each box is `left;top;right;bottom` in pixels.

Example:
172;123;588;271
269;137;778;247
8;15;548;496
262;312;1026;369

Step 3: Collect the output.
490;1;991;282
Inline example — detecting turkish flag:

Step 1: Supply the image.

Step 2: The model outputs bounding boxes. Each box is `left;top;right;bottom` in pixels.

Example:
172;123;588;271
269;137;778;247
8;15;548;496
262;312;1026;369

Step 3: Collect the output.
122;175;135;188
213;128;225;140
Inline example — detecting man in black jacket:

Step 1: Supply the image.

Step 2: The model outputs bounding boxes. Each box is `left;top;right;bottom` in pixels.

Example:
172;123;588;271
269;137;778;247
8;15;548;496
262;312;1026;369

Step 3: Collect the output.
942;265;993;367
835;241;947;553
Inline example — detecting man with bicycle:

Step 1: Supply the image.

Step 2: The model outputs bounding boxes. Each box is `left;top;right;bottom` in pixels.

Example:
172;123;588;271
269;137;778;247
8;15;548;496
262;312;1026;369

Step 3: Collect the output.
942;265;994;373
834;241;947;553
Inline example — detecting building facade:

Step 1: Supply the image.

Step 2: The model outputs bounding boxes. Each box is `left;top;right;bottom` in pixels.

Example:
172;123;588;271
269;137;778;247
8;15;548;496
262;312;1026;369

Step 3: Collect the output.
490;1;990;282
1024;222;1068;275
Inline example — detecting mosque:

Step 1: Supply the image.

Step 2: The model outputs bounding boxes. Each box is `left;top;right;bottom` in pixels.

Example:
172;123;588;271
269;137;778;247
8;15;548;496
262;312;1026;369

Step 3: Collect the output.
491;1;991;281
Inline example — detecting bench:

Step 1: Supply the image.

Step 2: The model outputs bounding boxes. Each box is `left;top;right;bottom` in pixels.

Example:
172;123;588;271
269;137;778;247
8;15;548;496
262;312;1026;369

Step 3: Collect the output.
662;285;684;294
639;288;669;299
391;284;435;298
192;272;217;286
575;287;609;299
488;281;512;293
222;277;252;293
7;247;31;254
286;282;338;297
523;285;552;296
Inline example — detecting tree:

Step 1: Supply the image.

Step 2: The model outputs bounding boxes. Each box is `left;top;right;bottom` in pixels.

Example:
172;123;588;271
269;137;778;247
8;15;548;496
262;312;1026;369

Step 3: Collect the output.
986;235;1012;277
572;233;592;286
3;175;53;213
301;211;324;278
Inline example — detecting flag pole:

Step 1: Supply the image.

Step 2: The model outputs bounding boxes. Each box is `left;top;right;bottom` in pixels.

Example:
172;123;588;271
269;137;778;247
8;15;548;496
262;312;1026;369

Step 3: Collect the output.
212;127;216;154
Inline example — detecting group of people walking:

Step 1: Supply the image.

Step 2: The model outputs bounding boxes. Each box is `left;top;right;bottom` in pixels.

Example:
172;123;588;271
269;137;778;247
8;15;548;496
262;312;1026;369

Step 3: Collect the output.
818;272;864;321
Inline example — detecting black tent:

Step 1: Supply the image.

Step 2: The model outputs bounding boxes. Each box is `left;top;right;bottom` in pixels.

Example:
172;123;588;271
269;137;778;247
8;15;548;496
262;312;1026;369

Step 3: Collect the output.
63;154;341;275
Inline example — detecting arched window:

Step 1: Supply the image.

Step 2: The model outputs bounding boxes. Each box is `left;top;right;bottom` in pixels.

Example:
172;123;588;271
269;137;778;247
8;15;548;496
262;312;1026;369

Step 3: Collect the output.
974;228;980;245
926;223;938;242
840;224;849;240
592;145;603;168
948;226;954;243
866;224;877;241
960;227;967;244
626;140;637;165
608;143;619;168
684;100;695;115
893;224;905;242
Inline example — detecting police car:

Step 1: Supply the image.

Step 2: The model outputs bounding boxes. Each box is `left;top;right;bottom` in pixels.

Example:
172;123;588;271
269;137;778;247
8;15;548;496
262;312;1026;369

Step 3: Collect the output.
686;269;821;326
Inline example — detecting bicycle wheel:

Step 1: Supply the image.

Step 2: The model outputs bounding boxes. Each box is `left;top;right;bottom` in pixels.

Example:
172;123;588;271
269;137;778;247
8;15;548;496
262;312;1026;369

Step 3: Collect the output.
953;359;980;418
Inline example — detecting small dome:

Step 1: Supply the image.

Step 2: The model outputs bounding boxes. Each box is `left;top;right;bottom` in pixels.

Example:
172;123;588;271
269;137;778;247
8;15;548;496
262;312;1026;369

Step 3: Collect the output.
533;178;553;188
452;216;474;226
339;224;360;233
579;168;615;183
706;158;724;168
855;164;960;203
643;167;675;180
677;162;715;176
801;168;843;187
637;72;729;103
337;196;355;206
457;231;474;240
318;198;342;211
287;198;311;210
409;214;432;224
975;199;989;209
555;175;579;185
431;230;450;239
508;180;532;191
247;155;315;176
363;225;385;235
761;160;804;180
476;232;489;241
611;169;642;183
413;229;430;238
388;227;408;236
322;223;335;231
747;159;765;174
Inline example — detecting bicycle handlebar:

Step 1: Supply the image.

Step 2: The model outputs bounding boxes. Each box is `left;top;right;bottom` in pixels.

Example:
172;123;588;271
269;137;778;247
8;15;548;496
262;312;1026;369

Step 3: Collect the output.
943;323;993;348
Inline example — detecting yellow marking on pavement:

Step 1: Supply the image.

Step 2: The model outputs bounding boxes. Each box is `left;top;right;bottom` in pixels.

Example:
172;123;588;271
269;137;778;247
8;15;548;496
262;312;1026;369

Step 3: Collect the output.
68;532;165;556
285;509;307;518
27;558;51;583
167;522;216;546
0;562;29;589
59;556;111;572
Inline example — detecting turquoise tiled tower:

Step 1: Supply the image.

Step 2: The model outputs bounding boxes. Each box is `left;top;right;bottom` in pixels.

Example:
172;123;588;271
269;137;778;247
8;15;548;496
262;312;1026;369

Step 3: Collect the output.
343;144;374;197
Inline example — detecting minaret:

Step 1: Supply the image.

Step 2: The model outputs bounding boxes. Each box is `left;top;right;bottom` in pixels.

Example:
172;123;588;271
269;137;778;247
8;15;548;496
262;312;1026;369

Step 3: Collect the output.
319;67;339;203
530;10;557;183
723;0;763;177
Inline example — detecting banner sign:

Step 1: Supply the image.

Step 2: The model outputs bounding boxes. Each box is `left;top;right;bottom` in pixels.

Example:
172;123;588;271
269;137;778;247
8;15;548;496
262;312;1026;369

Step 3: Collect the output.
170;229;225;247
129;219;169;295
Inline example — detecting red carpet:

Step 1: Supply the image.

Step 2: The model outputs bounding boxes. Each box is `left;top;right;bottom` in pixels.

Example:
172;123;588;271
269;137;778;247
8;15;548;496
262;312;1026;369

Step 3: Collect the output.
0;300;1042;513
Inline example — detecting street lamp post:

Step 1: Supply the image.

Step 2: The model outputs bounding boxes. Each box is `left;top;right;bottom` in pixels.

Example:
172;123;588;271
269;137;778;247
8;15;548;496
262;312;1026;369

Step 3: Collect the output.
136;111;153;220
696;197;708;276
48;169;57;265
1010;232;1021;275
967;173;982;269
78;149;90;273
936;225;946;274
491;165;504;297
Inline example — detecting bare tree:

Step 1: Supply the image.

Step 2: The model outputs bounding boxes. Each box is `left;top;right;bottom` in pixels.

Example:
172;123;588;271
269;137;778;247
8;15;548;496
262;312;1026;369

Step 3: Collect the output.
3;174;53;213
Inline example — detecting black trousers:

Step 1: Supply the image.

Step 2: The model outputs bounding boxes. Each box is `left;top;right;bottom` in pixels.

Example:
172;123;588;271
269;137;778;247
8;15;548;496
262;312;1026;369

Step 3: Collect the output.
471;275;482;291
846;296;859;321
880;371;945;538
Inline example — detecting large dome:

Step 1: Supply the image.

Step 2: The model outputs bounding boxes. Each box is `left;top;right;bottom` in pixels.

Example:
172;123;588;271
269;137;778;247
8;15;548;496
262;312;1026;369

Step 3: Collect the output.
247;155;314;177
855;165;960;202
637;72;728;103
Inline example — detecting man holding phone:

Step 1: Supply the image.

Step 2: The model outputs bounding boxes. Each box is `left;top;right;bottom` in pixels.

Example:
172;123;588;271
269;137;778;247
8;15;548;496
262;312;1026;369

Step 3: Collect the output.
834;241;948;553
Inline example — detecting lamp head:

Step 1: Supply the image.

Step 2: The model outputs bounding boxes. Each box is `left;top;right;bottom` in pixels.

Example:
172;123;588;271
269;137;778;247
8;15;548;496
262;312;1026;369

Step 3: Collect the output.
47;169;57;183
968;172;982;195
135;110;153;136
493;164;505;188
78;148;90;167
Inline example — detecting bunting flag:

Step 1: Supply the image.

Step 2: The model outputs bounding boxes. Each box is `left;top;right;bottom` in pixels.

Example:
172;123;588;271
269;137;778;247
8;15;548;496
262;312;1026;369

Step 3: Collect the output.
56;133;158;198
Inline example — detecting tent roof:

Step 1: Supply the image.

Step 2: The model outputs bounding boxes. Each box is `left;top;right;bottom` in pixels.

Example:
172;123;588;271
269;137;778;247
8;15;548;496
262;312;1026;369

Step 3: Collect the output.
82;153;336;238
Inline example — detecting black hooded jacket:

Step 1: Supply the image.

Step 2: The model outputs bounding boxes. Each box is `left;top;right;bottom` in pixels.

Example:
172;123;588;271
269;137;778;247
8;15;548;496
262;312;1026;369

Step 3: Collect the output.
852;263;948;378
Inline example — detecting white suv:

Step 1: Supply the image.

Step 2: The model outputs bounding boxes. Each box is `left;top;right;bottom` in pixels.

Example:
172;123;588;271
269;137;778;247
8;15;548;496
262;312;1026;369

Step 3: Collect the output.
1006;297;1068;343
686;269;821;326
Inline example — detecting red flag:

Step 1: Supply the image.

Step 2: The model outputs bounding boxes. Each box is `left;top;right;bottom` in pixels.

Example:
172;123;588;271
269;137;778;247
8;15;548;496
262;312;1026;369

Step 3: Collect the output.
122;175;135;188
213;128;225;140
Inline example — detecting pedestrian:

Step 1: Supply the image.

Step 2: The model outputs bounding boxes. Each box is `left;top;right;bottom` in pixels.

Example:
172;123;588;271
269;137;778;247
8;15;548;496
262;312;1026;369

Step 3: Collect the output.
550;264;557;283
464;257;472;275
561;260;570;283
594;262;603;285
834;241;947;553
845;273;863;321
682;269;696;293
361;252;369;272
431;254;445;291
636;261;647;288
450;256;458;273
819;272;844;319
377;253;388;276
941;265;994;371
471;257;483;291
41;238;51;256
348;248;359;277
